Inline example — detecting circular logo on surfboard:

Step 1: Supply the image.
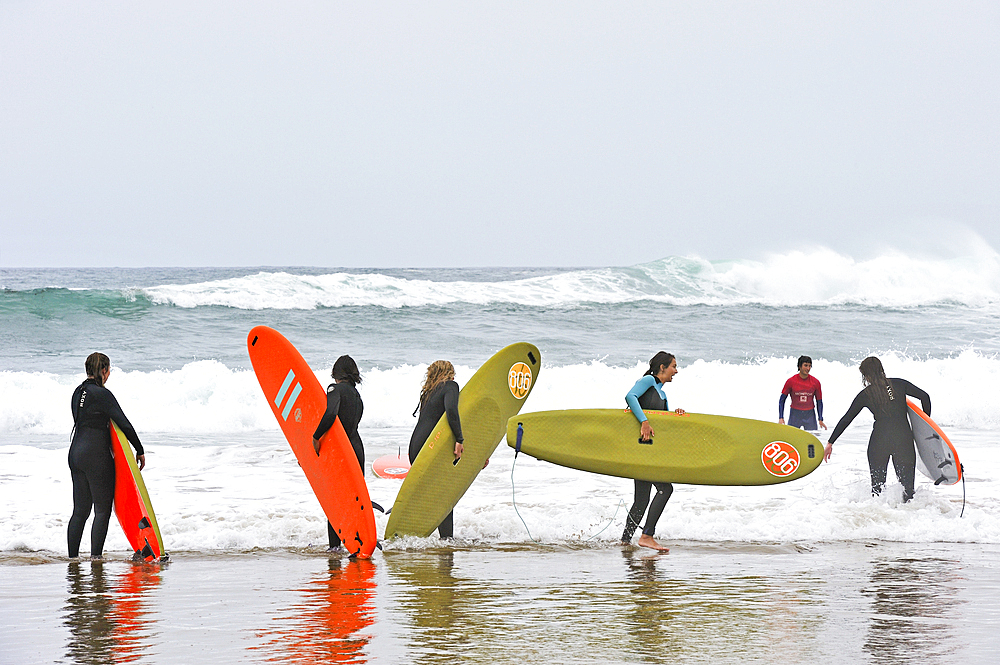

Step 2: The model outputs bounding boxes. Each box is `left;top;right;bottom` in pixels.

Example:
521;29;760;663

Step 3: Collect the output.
508;362;532;399
761;441;800;477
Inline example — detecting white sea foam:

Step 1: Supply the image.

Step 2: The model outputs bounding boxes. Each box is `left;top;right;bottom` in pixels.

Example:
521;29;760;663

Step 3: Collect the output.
138;244;1000;309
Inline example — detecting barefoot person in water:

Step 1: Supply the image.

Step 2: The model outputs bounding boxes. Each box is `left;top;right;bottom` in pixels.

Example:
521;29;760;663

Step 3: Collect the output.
621;352;686;552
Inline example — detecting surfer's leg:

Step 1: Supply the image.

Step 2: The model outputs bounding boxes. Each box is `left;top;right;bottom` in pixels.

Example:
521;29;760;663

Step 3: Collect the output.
867;434;891;496
890;433;917;502
67;467;93;558
622;480;652;543
328;521;342;549
437;511;454;539
641;483;673;536
87;452;116;558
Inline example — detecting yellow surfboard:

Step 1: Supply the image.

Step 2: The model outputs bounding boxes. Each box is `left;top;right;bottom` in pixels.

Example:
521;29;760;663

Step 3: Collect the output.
384;343;541;538
507;409;822;486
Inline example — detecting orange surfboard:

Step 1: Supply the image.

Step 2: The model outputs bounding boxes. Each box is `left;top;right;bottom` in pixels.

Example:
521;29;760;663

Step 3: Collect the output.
111;421;166;562
247;326;377;558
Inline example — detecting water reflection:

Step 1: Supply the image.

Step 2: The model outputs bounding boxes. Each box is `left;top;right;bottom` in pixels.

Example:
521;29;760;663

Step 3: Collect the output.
863;556;961;664
63;561;162;664
252;556;377;663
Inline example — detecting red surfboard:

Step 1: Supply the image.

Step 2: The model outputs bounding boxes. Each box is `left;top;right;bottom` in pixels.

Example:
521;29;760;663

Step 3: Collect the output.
372;453;411;479
247;326;377;558
110;421;166;562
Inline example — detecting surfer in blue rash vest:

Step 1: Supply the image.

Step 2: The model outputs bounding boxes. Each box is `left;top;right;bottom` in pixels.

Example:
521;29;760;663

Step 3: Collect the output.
313;355;365;551
68;353;145;560
622;351;686;552
408;360;464;539
824;356;930;503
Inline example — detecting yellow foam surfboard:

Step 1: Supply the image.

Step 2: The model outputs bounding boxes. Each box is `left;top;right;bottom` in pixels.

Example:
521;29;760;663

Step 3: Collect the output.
507;409;822;486
385;343;540;538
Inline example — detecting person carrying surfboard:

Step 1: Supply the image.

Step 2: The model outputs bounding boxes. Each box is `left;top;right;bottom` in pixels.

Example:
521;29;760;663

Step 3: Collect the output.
408;360;464;538
778;355;826;430
824;356;931;502
622;351;685;552
68;352;146;559
313;355;365;551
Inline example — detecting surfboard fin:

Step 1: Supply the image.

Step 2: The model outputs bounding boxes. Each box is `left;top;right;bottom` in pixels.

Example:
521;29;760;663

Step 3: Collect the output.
138;517;151;530
376;541;383;551
371;501;386;513
139;541;155;561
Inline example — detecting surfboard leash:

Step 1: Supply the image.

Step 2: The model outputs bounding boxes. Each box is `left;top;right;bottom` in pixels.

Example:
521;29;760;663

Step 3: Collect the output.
960;464;966;518
511;423;541;543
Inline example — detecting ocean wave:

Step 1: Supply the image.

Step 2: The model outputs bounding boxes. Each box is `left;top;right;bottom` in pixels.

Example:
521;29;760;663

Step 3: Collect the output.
131;246;1000;310
2;350;998;438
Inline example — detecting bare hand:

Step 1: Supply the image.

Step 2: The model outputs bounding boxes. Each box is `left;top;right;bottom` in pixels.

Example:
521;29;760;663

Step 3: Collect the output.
779;418;785;425
454;441;464;459
819;420;828;430
313;437;321;456
137;454;146;471
640;421;654;441
823;443;833;462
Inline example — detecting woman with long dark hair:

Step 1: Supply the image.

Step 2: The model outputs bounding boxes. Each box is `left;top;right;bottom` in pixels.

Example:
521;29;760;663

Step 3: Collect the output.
68;352;145;559
825;356;930;502
408;360;464;538
313;355;365;550
621;351;686;552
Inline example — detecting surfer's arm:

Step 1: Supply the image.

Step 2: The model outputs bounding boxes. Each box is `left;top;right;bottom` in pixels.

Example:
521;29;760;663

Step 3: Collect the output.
312;388;343;455
900;379;931;417
443;381;464;457
816;398;826;429
102;390;144;457
778;393;788;423
625;376;655;440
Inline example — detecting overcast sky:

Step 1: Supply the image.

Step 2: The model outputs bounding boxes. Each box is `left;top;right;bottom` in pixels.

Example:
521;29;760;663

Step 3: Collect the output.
2;2;998;268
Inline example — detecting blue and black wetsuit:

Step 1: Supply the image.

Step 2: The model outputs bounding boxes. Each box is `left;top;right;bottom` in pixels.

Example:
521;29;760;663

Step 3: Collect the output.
828;378;930;502
68;378;143;558
621;375;674;543
313;381;364;549
408;380;463;538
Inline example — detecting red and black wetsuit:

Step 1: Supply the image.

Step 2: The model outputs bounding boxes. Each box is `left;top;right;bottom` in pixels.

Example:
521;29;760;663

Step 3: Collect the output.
68;378;143;558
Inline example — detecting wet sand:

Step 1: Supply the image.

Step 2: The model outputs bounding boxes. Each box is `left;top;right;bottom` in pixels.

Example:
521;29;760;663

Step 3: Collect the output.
2;540;999;664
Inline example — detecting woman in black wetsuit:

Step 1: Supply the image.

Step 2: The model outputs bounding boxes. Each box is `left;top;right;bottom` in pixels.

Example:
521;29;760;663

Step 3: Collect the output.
312;355;364;550
824;356;931;502
68;353;145;559
408;360;464;539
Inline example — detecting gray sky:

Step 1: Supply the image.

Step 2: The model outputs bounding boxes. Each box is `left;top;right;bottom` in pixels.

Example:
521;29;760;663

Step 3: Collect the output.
2;2;998;268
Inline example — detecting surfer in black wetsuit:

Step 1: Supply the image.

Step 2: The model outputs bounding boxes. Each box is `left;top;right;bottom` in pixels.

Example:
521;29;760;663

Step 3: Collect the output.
312;355;365;550
825;356;930;502
408;360;464;539
621;352;686;552
68;353;145;559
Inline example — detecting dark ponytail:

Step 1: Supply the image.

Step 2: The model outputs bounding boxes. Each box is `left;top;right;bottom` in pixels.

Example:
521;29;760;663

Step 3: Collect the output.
859;356;893;408
331;355;362;387
644;352;675;377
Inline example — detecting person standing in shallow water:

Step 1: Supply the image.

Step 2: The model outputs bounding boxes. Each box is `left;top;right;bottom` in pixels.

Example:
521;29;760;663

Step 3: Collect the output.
408;360;464;539
621;352;686;552
779;355;826;430
824;356;930;502
68;353;146;559
312;355;365;551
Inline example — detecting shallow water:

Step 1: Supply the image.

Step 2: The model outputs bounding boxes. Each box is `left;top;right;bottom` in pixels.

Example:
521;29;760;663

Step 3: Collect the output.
2;542;998;664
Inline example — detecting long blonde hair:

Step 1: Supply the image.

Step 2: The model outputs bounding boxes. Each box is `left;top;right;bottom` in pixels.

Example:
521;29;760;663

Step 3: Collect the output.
415;360;455;414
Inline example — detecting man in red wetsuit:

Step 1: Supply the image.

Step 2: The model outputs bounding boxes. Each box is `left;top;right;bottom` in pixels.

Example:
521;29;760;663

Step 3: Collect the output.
778;355;826;431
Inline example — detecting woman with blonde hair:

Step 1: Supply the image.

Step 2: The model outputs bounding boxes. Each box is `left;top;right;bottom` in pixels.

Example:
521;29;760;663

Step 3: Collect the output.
408;360;464;538
825;356;930;502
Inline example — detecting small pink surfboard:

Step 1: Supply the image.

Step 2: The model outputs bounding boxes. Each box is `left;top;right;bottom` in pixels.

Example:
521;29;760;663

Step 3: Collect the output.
372;454;411;479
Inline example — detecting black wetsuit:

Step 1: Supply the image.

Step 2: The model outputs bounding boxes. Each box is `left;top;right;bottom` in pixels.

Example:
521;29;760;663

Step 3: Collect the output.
622;384;674;543
828;378;930;502
408;380;463;538
313;381;364;549
68;378;143;558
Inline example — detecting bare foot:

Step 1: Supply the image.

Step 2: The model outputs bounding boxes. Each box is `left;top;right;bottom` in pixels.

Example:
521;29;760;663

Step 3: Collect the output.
637;534;669;552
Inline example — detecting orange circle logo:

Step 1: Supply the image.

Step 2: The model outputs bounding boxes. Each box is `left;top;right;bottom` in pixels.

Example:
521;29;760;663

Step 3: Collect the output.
508;362;532;399
761;441;800;477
